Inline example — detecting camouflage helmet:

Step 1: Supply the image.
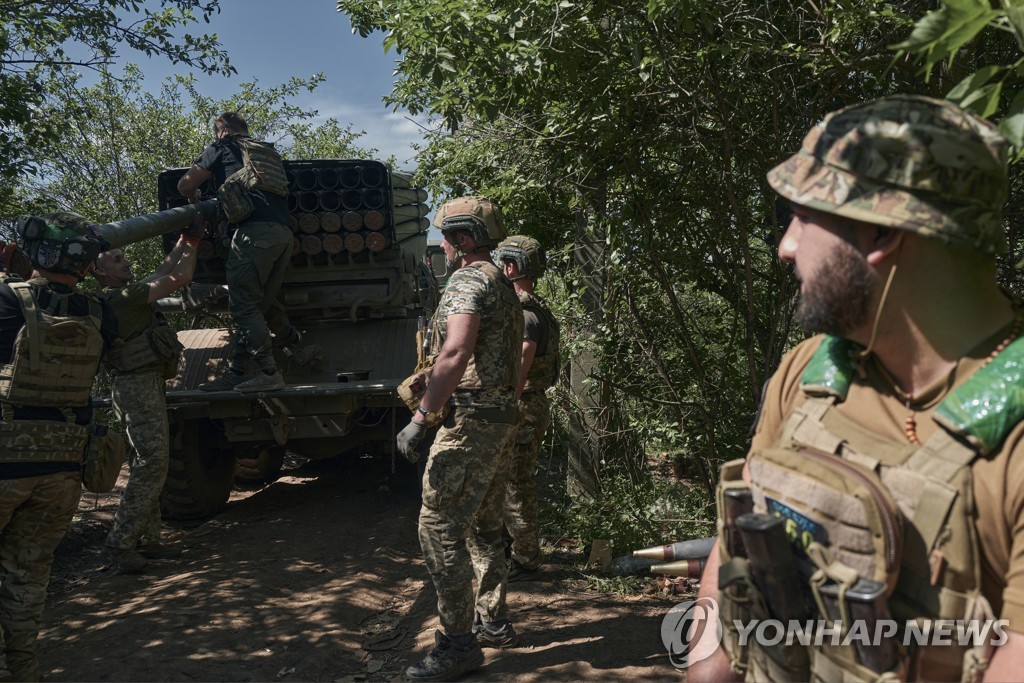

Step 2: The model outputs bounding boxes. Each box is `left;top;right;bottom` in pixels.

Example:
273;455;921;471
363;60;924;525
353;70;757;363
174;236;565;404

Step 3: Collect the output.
433;196;506;249
767;94;1010;255
15;212;108;277
495;235;546;279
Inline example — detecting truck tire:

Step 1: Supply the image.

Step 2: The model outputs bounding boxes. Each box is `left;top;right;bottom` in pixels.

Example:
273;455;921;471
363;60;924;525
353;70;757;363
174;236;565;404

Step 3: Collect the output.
234;444;285;483
160;419;235;520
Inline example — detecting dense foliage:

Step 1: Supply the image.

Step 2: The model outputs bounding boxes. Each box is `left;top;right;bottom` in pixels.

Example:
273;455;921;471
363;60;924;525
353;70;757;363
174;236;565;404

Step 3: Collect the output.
0;0;233;194
336;0;945;502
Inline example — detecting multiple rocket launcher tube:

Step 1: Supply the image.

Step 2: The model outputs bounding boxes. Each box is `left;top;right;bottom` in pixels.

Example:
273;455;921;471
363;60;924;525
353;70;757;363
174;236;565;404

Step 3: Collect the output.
284;167;429;258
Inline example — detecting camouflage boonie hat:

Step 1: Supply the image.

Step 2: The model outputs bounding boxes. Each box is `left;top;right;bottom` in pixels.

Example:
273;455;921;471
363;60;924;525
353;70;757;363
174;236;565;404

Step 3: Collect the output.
767;94;1010;254
433;196;506;248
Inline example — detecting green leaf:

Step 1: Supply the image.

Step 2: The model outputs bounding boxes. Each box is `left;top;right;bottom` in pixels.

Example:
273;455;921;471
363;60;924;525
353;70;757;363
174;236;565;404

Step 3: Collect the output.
959;82;1002;118
946;65;1002;102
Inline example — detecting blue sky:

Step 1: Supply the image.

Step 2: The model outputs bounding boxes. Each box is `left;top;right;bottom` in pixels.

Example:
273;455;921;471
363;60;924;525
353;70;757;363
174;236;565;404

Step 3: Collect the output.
126;0;427;169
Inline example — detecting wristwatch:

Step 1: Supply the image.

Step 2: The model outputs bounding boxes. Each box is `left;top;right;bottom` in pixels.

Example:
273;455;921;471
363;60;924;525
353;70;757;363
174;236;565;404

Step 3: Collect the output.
417;404;444;426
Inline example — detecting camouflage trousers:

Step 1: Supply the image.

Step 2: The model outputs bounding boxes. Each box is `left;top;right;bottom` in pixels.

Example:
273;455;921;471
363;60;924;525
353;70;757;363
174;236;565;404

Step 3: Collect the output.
418;405;517;636
0;471;81;681
503;391;551;568
106;370;168;551
225;221;293;374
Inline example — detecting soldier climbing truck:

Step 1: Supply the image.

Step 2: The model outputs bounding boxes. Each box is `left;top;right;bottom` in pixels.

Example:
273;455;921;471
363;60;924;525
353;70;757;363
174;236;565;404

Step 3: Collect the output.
146;159;437;519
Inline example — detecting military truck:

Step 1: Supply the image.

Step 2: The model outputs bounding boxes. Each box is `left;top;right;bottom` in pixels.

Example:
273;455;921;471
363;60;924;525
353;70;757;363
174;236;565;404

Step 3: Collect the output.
152;160;438;519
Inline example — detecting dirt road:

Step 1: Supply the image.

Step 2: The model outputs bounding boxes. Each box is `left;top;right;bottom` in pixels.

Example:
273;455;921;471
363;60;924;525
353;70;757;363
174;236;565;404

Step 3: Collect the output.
38;454;681;681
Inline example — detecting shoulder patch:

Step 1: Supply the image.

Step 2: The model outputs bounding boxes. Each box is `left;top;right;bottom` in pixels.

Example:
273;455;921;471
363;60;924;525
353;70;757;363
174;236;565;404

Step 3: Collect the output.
800;336;857;400
934;335;1024;454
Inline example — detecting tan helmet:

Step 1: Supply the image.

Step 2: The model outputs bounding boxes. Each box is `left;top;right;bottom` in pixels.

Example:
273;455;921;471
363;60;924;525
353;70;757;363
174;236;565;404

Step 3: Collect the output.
767;94;1010;255
433;196;506;249
495;235;546;279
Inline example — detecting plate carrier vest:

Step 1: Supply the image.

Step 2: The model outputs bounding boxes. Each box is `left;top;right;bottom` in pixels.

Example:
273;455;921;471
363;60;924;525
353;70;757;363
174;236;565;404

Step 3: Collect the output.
519;290;560;393
717;335;1020;683
0;277;103;462
429;261;522;392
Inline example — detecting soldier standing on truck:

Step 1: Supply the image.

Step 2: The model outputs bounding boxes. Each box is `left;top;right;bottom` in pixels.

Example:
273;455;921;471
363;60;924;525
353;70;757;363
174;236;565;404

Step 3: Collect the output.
90;227;202;573
691;95;1024;682
0;213;117;680
395;197;523;681
177;111;294;393
494;236;560;579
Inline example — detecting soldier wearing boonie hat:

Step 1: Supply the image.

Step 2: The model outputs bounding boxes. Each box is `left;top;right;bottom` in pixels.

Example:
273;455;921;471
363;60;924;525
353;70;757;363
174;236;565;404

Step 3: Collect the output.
691;95;1024;683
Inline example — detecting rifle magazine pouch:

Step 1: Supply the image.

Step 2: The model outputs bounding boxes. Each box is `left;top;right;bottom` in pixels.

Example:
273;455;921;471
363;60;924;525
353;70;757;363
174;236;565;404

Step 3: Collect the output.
397;357;437;412
82;426;126;493
811;645;904;683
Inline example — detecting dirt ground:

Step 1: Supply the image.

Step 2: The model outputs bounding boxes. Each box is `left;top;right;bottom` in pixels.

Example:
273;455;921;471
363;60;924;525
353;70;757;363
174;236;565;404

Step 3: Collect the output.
37;453;686;682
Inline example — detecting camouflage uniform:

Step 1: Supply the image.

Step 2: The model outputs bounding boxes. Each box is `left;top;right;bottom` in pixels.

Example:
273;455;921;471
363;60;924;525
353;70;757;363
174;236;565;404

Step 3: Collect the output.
418;261;523;636
0;263;113;681
504;291;560;569
101;283;178;553
710;96;1018;682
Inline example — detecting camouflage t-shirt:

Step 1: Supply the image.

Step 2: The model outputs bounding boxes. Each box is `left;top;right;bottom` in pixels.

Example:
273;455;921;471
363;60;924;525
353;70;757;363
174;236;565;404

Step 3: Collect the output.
434;262;522;408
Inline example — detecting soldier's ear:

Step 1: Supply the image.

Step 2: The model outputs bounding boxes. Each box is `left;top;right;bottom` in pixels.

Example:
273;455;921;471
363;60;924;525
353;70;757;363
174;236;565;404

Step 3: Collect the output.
865;227;903;266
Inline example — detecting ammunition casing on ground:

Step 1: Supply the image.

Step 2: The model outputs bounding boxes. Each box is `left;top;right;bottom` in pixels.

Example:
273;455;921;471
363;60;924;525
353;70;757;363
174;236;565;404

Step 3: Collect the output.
610;553;659;576
649;558;706;578
632;536;716;561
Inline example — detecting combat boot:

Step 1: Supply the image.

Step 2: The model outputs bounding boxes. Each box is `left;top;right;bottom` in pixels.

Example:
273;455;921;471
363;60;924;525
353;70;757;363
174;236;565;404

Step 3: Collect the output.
235;370;285;393
108;547;148;574
405;631;483;681
473;617;519;649
199;371;247;392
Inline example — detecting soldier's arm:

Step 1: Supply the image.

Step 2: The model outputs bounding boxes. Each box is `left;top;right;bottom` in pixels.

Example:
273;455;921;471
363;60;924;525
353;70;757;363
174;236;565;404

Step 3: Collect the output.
985;630;1024;680
516;339;537;399
414;312;479;422
141;237;198;303
177;165;212;203
688;540;742;683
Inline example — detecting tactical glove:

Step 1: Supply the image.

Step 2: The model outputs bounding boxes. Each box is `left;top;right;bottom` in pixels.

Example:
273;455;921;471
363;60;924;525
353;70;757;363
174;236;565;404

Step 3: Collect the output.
396;420;428;464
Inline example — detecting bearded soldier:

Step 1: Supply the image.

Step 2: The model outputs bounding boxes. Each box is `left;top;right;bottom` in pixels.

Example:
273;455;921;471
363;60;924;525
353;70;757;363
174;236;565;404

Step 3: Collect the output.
0;213;117;681
691;95;1024;682
494;236;560;579
396;196;523;681
90;229;200;573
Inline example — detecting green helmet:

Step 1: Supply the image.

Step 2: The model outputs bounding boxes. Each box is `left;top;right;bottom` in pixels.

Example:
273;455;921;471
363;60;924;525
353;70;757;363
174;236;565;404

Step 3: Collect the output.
767;94;1009;255
15;212;108;277
495;235;546;279
433;196;506;249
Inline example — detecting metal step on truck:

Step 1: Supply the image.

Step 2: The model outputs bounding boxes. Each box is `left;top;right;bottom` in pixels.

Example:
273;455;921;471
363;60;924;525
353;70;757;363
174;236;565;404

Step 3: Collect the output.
150;159;442;519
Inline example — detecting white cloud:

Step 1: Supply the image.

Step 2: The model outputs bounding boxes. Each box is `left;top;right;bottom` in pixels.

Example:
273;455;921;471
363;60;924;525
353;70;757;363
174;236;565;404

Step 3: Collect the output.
303;94;429;169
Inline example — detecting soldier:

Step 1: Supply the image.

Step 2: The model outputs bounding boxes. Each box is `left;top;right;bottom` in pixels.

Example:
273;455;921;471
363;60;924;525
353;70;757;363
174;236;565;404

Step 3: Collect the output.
0;213;117;681
177;111;293;393
494;236;560;578
396;197;523;681
691;95;1024;682
90;229;201;573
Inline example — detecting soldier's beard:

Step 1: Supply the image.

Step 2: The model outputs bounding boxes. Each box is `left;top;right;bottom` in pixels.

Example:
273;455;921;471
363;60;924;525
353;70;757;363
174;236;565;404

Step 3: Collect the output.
796;241;875;337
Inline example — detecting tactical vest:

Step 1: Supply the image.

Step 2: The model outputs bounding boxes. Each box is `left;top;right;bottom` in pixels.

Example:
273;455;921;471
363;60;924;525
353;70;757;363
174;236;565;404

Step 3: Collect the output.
218;136;289;224
431;261;522;391
101;288;183;378
0;279;103;409
520;290;560;392
718;336;1013;683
